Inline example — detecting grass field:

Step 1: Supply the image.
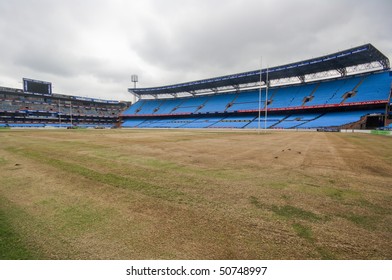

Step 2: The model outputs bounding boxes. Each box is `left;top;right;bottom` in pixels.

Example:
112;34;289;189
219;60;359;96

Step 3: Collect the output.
0;129;391;259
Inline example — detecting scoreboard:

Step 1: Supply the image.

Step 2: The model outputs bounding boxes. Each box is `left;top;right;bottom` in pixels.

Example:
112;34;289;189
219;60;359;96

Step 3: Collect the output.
23;78;52;95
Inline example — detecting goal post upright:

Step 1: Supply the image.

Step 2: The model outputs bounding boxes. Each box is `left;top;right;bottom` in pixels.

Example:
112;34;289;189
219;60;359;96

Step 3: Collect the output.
265;66;269;132
258;57;262;133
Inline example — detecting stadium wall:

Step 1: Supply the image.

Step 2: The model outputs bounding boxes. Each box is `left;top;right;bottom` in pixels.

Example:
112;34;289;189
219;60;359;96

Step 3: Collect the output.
341;129;392;136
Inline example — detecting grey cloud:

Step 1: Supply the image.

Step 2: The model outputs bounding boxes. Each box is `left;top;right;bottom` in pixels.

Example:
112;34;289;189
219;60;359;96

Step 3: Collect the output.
131;0;392;83
0;0;391;100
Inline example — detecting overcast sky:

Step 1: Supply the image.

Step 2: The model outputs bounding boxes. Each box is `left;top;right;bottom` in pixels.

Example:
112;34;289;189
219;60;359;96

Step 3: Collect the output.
0;0;391;101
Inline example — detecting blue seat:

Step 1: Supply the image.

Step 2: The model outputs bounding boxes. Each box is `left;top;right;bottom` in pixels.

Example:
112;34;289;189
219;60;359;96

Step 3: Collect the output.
122;71;392;129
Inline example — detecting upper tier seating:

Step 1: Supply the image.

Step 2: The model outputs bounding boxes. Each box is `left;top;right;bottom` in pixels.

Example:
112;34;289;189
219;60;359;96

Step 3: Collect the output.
122;71;391;129
124;72;390;117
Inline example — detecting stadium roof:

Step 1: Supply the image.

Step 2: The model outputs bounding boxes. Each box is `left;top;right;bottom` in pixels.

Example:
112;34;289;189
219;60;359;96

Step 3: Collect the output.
129;43;390;98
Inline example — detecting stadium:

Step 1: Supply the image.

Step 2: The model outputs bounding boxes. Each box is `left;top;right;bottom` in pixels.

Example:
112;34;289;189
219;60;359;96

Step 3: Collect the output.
0;44;391;260
1;44;391;130
122;44;392;131
0;78;130;129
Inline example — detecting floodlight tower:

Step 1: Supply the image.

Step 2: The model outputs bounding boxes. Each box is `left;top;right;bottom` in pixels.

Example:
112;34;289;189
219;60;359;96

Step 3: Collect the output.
131;74;138;89
130;74;139;104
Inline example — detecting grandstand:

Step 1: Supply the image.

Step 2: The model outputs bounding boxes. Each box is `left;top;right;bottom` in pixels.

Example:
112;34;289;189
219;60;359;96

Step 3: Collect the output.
0;85;130;128
122;44;392;130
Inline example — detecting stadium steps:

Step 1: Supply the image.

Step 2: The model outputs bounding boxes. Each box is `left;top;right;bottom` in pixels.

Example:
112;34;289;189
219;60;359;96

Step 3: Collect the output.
214;116;256;129
264;88;278;109
340;76;366;104
293;113;326;128
171;97;206;114
240;117;256;128
204;118;224;128
152;100;166;114
288;95;296;107
194;98;209;113
224;94;240;111
241;116;259;129
269;114;291;128
134;100;147;114
325;83;343;104
171;100;185;113
286;85;309;107
301;83;320;106
247;116;259;128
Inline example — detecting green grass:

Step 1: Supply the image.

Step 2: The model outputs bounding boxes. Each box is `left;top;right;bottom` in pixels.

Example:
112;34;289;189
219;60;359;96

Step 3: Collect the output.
0;157;7;165
271;205;322;221
0;198;38;259
292;223;313;241
301;183;361;201
6;147;184;201
291;223;335;259
341;213;378;231
249;196;264;209
250;196;323;221
355;199;391;216
57;202;113;233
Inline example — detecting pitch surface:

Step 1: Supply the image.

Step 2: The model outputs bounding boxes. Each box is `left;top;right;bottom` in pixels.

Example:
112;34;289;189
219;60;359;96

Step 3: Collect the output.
0;129;391;259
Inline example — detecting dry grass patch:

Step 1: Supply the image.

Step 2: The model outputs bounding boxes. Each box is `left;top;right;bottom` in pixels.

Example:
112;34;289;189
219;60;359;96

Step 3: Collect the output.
0;129;391;259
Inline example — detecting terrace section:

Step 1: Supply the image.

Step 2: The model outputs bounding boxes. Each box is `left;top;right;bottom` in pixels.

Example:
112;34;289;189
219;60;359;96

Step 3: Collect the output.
0;87;130;128
122;71;392;117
